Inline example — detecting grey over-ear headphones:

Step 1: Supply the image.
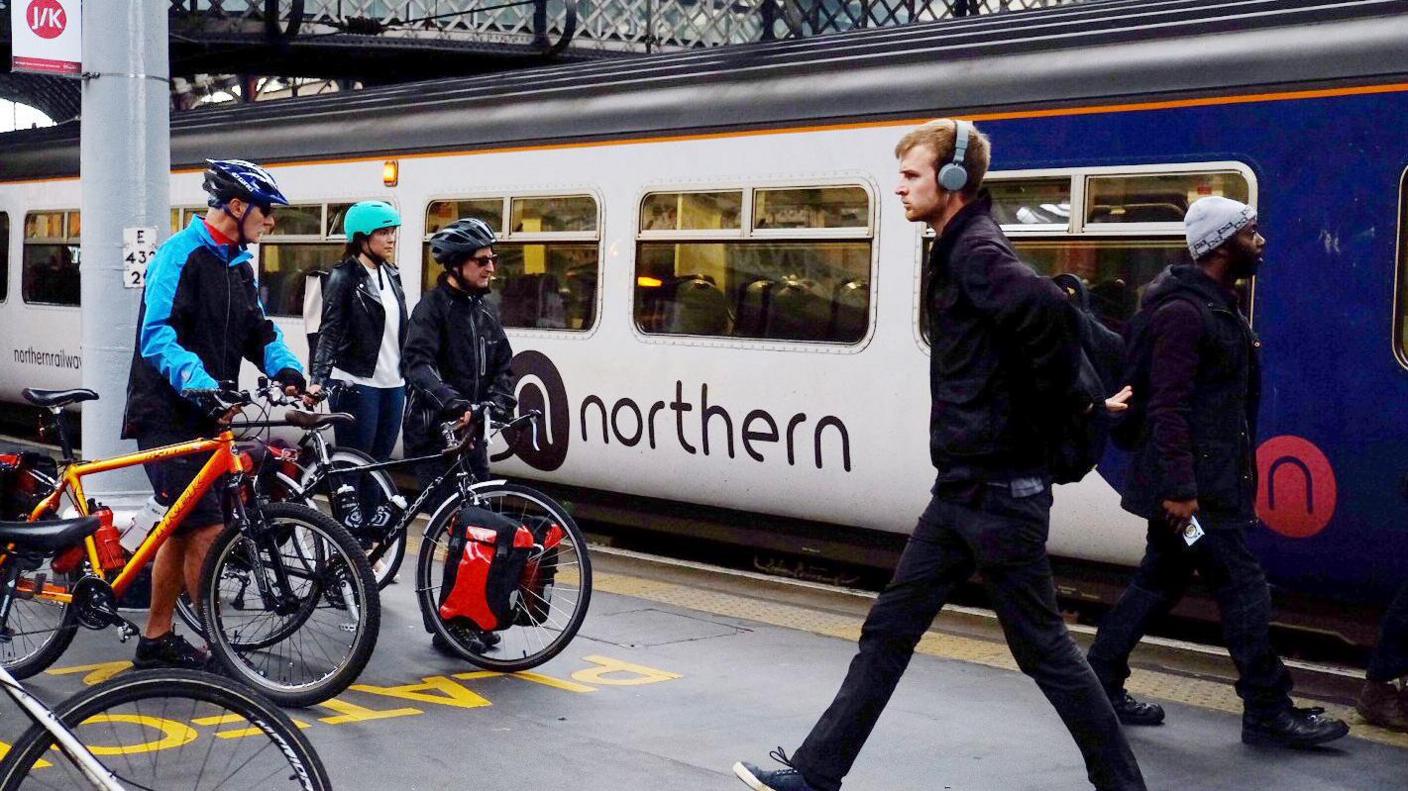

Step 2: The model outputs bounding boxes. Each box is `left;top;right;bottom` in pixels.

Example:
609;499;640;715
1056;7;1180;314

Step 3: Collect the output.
937;119;971;193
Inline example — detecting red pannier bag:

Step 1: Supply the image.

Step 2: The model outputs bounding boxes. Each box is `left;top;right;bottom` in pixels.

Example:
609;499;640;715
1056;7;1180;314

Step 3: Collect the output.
438;506;534;632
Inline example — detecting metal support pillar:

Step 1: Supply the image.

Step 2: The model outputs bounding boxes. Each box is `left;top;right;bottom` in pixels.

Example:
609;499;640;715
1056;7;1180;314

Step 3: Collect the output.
79;2;170;497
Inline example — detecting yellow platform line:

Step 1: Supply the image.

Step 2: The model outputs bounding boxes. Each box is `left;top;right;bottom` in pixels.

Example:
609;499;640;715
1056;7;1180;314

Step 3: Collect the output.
592;571;1408;750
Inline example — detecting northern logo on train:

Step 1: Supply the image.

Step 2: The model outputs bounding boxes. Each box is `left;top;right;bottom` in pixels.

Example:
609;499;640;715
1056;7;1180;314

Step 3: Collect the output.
491;351;570;472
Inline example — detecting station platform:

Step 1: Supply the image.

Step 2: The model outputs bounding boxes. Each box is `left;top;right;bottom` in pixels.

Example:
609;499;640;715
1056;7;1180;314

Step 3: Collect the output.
0;546;1404;790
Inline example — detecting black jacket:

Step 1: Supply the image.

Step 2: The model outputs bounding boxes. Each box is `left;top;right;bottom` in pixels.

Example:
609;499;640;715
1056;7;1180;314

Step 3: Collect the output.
311;257;408;385
1120;265;1260;522
123;218;304;439
926;192;1091;480
401;274;514;454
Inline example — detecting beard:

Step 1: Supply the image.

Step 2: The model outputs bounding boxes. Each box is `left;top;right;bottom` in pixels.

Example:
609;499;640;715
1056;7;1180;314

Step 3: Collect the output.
1228;237;1261;279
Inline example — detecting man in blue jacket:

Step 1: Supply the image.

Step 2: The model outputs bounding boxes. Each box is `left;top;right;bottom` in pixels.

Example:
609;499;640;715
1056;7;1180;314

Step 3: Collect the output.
121;159;306;669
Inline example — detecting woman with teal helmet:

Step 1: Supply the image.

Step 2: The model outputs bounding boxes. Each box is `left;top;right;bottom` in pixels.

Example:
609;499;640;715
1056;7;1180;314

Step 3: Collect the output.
309;200;409;490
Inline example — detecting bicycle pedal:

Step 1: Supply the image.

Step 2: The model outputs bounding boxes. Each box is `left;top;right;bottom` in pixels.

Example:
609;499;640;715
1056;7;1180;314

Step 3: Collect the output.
116;622;139;643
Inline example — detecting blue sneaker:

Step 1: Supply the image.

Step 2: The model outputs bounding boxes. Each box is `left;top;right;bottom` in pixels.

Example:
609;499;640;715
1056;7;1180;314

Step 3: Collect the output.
733;748;819;791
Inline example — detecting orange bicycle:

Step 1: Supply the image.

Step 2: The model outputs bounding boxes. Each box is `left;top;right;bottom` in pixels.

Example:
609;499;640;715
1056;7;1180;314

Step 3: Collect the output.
0;386;379;707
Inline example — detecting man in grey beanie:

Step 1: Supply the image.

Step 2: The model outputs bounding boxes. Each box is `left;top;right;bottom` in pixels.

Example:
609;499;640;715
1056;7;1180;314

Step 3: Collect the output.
1085;196;1350;747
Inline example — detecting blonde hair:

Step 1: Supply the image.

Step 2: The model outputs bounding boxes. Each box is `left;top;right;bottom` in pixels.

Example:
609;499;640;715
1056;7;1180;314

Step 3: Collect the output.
894;118;992;196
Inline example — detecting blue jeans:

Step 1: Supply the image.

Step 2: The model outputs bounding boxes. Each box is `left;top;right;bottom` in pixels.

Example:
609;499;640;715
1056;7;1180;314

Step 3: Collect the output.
331;384;405;462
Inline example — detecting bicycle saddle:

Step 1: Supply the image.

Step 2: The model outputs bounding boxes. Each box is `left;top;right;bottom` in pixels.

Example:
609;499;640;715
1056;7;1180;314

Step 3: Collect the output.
21;388;99;408
284;411;355;430
0;515;101;552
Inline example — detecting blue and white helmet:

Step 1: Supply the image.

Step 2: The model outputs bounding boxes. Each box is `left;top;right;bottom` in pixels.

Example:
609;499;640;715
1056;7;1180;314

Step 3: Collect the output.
202;159;290;209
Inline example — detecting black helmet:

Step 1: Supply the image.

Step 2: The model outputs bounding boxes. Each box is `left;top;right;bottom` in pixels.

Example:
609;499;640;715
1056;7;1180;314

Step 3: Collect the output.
429;218;496;268
202;159;290;209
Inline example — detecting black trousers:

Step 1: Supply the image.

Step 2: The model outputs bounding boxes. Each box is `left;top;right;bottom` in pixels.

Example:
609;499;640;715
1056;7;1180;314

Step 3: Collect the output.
791;485;1146;791
1086;518;1293;717
1367;579;1408;683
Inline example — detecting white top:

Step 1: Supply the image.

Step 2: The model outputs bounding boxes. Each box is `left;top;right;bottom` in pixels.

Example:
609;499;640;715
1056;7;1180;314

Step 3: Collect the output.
331;262;405;389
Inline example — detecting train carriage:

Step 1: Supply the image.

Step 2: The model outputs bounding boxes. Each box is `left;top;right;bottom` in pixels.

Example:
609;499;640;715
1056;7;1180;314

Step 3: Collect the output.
2;0;1407;615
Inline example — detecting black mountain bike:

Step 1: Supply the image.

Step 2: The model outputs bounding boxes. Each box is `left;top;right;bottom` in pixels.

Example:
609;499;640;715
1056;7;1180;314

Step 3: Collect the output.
269;394;591;672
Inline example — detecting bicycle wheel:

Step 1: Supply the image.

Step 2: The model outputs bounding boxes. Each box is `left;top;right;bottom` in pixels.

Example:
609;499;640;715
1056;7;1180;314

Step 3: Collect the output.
301;450;406;590
0;561;78;679
415;483;592;673
0;669;330;790
200;502;380;707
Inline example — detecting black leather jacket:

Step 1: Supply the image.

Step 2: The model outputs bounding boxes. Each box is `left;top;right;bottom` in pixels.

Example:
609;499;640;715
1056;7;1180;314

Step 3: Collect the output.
926;192;1091;480
1120;265;1260;522
401;274;514;455
311;257;407;385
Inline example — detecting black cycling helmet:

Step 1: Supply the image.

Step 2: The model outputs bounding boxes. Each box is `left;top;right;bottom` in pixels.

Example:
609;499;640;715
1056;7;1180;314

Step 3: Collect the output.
429;218;496;268
202;159;290;210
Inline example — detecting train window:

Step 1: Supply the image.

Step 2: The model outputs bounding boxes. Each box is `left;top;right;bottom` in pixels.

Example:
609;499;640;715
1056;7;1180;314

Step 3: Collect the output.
989;179;1072;228
22;210;80;306
258;201;391;318
919;165;1255;344
325;203;356;237
510;196;596;233
1086;172;1249;225
426;199;502;235
0;213;8;302
423;195;601;331
754;187;869;230
636;185;873;343
171;207;201;234
272;204;322;237
641;191;743;231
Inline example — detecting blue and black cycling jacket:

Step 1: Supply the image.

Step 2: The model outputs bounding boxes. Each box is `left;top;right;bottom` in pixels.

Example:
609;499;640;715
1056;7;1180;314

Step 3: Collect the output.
122;216;304;439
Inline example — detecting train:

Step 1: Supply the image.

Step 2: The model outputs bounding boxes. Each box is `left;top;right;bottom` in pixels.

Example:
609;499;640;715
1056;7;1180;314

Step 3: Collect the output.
2;0;1407;614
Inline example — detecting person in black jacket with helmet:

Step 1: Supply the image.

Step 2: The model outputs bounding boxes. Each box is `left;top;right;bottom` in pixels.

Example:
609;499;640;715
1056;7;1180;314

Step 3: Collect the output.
401;217;514;485
1086;196;1349;748
122;159;306;669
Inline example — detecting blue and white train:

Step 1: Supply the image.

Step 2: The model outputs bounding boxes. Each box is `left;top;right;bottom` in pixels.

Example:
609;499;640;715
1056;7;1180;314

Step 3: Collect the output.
2;0;1406;622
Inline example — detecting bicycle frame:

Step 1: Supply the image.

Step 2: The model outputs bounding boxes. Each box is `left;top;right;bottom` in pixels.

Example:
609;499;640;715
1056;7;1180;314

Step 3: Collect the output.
0;663;125;790
25;432;247;600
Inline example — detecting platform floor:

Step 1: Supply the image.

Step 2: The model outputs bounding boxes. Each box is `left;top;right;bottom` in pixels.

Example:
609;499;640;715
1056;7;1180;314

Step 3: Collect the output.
0;548;1404;790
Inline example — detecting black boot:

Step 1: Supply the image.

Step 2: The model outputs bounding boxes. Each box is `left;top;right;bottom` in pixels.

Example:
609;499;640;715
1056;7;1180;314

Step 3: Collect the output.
1242;707;1349;748
1110;692;1165;726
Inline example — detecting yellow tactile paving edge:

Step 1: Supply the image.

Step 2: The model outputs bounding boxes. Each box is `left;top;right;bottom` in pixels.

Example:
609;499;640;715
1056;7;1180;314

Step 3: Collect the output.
593;571;1408;750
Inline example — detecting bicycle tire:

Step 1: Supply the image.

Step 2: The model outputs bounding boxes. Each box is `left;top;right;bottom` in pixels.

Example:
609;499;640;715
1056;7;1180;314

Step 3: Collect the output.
416;482;592;673
300;449;407;589
0;564;79;680
0;669;331;790
200;502;380;707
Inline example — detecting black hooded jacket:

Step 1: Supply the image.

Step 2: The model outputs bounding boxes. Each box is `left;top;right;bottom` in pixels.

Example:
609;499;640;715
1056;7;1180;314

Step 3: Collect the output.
1119;264;1261;522
400;274;514;455
926;192;1092;480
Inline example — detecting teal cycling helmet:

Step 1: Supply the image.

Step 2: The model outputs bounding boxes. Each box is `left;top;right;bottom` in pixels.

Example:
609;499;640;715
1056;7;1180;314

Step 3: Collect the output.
343;201;401;239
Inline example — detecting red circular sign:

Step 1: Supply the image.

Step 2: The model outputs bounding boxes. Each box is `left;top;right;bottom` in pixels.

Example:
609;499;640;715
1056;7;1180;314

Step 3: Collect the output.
1255;435;1337;539
26;0;67;40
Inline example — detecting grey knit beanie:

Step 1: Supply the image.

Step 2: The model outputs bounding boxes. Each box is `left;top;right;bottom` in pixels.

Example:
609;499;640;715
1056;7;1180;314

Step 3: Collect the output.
1185;196;1256;259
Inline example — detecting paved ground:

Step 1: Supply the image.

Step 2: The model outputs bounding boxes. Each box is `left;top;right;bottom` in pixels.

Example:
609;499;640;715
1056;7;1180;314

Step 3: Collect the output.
0;550;1403;791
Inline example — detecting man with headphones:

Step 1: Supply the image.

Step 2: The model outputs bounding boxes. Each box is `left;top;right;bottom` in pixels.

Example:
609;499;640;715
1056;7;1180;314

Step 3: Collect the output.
735;120;1146;791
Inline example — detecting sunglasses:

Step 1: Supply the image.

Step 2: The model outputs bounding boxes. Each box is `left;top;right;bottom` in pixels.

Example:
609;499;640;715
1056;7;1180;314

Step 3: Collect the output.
463;254;500;267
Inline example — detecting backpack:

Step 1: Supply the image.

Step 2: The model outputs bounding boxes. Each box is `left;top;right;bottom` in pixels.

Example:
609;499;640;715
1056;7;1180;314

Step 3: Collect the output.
1109;293;1217;451
438;506;535;631
1049;275;1125;484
